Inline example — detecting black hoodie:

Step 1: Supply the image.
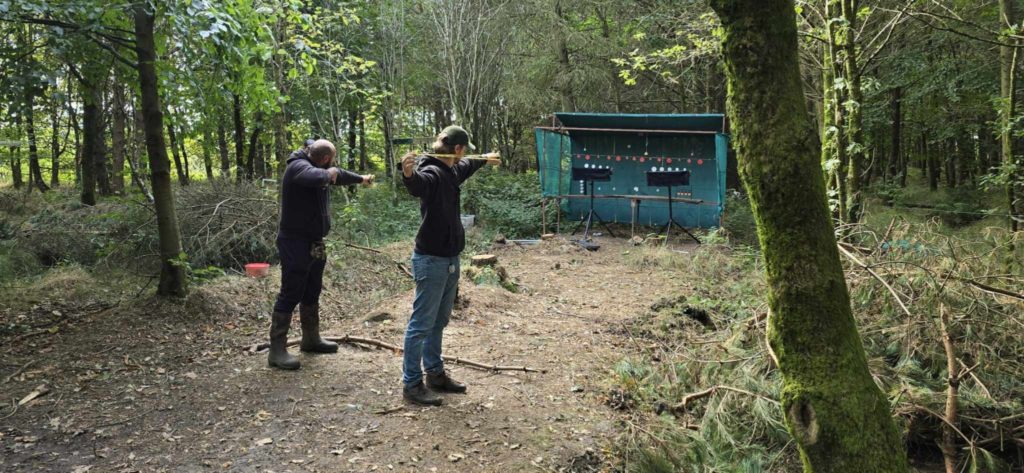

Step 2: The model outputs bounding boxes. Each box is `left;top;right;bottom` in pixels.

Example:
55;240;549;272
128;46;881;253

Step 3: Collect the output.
278;149;363;241
402;155;487;257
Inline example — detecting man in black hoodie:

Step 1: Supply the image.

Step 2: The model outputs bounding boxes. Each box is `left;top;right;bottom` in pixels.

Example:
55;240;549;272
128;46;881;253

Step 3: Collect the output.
399;126;499;405
268;139;373;370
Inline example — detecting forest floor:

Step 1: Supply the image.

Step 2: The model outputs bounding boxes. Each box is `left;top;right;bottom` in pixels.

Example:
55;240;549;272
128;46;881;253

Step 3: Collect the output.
0;235;696;472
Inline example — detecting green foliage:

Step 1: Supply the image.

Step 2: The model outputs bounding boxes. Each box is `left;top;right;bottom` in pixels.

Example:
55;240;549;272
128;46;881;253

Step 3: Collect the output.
332;183;420;246
169;252;225;285
720;191;759;248
0;240;43;285
462;170;555;239
928;186;988;228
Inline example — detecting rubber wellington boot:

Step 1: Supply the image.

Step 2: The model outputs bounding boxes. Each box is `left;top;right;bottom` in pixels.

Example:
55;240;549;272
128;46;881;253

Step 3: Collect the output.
426;370;467;393
403;380;443;406
268;311;300;370
299;304;338;353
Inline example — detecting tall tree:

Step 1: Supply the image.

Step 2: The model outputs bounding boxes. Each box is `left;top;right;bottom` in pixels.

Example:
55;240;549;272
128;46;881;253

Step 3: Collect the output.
110;79;127;193
134;3;186;297
79;81;100;205
1000;0;1021;246
707;0;908;471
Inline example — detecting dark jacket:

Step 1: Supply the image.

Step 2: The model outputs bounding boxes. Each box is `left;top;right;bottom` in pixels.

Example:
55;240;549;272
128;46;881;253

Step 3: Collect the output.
278;149;363;241
402;155;487;257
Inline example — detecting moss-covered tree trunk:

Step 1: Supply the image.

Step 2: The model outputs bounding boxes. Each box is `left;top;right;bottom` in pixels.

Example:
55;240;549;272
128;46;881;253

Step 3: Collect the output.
707;1;909;471
824;0;848;220
999;0;1021;266
841;0;865;223
134;3;187;297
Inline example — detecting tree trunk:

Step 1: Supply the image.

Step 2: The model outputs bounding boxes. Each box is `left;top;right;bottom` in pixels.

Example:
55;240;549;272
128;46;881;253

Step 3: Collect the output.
246;113;262;181
274;108;288;178
202;129;214;181
80;86;99;205
134;3;187;297
217;122;230;179
166;122;188;185
68;97;81;186
128;101;153;202
358;108;367;172
707;1;909;471
841;0;864;223
382;107;395;181
49;97;61;188
890;88;903;187
233;93;245;182
179;131;190;182
946;139;957;189
8;118;21;189
1000;0;1021;236
25;87;48;193
111;81;127;194
824;0;848;221
347;106;358;171
926;134;939;191
93;90;111;197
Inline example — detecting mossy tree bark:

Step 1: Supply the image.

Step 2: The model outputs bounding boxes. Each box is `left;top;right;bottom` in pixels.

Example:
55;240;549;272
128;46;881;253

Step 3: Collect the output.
707;0;909;471
840;0;865;223
999;0;1021;267
134;3;187;297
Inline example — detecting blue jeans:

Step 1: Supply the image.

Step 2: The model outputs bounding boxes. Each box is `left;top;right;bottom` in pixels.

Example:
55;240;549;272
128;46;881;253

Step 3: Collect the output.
402;252;460;385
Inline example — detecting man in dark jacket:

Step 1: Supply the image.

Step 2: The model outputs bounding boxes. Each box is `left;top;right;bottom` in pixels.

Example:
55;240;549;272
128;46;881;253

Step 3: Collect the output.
399;126;499;405
268;139;374;370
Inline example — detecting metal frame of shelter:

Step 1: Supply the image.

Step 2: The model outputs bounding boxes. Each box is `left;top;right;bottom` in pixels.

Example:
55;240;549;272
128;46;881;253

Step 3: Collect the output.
534;113;729;236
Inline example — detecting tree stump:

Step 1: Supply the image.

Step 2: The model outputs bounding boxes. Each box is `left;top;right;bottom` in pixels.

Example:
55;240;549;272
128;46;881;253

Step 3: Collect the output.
471;254;498;267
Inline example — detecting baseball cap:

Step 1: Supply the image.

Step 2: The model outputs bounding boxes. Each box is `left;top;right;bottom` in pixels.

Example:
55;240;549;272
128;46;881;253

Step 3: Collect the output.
440;126;476;151
304;138;316;148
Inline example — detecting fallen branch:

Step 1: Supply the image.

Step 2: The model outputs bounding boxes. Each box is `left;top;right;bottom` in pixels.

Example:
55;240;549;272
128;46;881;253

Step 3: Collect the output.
839;245;913;318
939;304;959;473
374;405;405;415
955;277;1024;302
247;334;546;374
672;384;778;413
340;241;413;279
342;242;382;254
3;360;36;384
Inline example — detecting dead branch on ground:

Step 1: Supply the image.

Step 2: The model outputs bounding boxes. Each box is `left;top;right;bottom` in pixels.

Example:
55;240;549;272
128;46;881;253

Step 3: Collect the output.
247;334;546;373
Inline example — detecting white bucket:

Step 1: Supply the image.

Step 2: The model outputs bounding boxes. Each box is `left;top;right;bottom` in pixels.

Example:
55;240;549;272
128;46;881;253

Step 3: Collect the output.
460;214;475;228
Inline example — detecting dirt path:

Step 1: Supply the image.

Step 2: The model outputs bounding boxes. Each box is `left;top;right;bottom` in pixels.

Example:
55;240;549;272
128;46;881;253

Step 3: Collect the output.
1;237;691;472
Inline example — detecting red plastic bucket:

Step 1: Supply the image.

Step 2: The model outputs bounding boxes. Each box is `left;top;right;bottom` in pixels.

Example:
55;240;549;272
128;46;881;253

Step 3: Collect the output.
245;263;270;278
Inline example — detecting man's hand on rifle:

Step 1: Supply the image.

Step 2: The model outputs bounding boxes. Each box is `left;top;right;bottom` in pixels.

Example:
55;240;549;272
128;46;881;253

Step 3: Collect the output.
327;167;339;184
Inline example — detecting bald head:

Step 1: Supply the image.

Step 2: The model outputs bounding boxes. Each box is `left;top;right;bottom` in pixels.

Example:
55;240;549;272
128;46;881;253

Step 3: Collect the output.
309;139;336;166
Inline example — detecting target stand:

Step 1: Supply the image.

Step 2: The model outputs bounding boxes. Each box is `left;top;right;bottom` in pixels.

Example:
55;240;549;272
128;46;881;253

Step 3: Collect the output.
646;170;700;244
571;167;616;240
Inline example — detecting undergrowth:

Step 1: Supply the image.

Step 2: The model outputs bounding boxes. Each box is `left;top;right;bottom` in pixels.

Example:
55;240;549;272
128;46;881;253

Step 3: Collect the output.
609;216;1023;472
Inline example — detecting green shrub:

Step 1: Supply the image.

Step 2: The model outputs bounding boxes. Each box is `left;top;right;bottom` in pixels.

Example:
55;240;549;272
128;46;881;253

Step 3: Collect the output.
332;183;421;246
0;240;43;285
928;185;987;228
462;169;555;238
720;191;759;248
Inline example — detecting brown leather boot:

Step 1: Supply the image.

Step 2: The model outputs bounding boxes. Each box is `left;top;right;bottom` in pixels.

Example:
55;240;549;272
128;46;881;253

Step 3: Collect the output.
268;311;300;370
426;370;467;393
299;304;338;353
